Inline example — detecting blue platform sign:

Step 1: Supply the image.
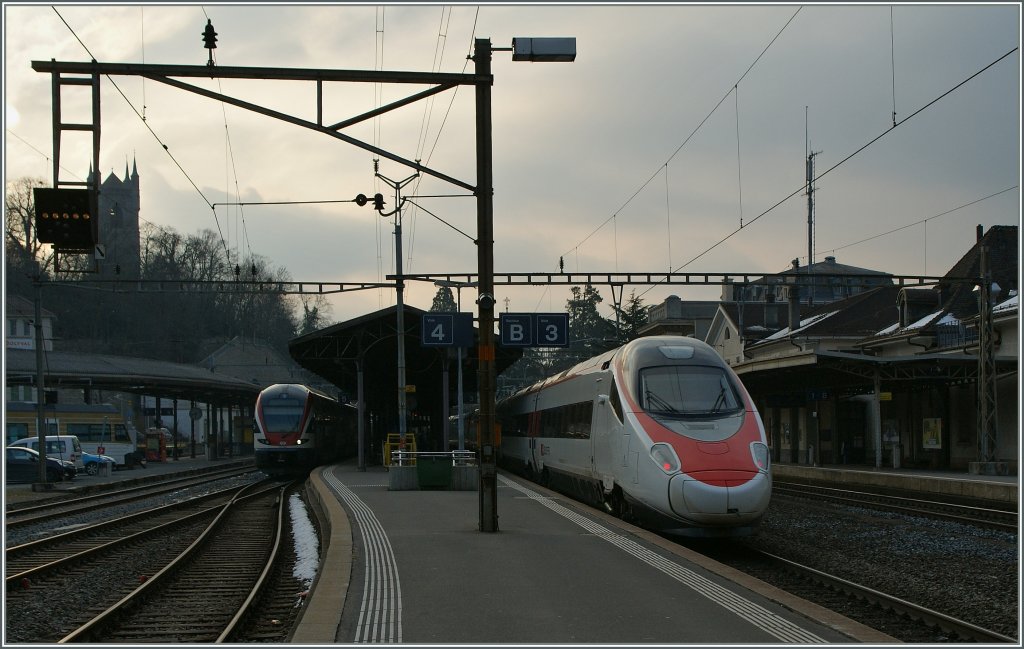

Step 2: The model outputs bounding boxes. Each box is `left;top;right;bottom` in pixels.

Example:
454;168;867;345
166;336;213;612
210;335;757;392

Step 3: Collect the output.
422;312;474;347
499;313;533;347
535;313;570;347
499;312;569;348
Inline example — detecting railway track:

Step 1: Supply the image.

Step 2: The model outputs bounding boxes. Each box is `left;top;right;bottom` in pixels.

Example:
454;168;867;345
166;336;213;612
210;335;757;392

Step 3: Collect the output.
694;543;1017;643
772;480;1018;531
59;480;294;643
5;483;251;587
509;469;1015;642
5;466;258;529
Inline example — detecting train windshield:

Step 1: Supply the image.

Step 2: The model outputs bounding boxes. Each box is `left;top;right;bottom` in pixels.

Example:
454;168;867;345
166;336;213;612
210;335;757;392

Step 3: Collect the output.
262;399;305;433
639;365;743;418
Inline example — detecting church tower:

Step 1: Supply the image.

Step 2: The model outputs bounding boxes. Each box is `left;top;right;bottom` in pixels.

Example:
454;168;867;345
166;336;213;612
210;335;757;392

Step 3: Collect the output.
96;159;141;278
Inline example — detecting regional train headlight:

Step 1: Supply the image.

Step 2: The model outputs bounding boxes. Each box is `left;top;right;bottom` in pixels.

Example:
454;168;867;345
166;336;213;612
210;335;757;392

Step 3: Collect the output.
750;442;770;473
650;443;680;475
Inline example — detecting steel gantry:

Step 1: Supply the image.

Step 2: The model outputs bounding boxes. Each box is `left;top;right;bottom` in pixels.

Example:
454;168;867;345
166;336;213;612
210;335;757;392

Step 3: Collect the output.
33;37;575;533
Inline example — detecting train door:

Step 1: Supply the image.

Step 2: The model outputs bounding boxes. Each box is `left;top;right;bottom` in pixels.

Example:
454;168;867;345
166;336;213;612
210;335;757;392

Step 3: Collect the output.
527;410;541;475
590;392;615;492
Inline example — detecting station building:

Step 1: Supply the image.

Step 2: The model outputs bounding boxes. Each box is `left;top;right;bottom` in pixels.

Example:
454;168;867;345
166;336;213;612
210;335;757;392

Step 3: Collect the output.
702;225;1018;474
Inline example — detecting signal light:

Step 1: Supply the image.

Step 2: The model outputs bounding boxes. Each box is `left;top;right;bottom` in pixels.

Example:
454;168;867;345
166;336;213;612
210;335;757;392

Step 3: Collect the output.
33;188;97;249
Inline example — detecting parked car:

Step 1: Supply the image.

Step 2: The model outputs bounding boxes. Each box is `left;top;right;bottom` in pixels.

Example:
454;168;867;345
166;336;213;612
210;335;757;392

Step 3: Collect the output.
5;446;76;483
81;452;117;476
8;435;86;471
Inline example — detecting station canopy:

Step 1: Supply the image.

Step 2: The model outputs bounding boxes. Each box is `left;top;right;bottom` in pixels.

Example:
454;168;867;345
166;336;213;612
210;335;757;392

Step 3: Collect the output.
288;304;521;445
5;348;260;404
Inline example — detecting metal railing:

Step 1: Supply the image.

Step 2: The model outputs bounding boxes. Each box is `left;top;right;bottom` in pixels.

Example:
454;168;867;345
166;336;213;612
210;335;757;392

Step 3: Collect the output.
389;449;476;467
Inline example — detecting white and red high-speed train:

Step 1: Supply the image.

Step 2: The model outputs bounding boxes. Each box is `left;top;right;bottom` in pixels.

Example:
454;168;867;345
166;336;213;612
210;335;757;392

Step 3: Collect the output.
253;384;355;476
498;335;771;537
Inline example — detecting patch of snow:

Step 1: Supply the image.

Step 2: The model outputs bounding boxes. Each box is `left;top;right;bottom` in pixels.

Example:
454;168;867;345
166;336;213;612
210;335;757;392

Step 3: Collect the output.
876;322;900;335
289;493;320;591
905;310;943;331
994;294;1018;314
763;310;838;340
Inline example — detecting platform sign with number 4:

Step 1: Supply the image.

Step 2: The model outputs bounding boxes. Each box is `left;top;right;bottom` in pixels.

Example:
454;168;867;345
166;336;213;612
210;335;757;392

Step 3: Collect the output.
421;312;474;347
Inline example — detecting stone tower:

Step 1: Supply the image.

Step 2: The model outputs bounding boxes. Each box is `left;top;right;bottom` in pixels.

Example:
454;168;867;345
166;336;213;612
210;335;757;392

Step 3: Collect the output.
96;160;141;278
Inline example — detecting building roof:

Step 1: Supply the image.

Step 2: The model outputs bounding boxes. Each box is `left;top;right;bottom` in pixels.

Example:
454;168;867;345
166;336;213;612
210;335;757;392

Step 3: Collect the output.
778;255;891;278
5;294;56;319
4;348;260;403
862;225;1018;342
197;336;325;391
747;286;902;346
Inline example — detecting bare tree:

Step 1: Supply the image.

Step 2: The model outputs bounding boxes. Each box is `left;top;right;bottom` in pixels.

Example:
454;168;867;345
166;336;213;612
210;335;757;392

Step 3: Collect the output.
4;177;51;275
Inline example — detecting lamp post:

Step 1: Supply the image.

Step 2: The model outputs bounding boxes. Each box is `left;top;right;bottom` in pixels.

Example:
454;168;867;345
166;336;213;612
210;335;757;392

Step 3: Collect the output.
363;166;419;455
474;36;575;532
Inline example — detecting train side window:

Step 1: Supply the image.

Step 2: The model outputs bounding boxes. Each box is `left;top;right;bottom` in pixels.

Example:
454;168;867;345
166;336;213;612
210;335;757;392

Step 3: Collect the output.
579;401;593;439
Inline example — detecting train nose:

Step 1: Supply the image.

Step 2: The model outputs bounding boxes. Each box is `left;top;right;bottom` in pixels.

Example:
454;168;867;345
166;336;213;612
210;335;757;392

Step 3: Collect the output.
668;472;771;522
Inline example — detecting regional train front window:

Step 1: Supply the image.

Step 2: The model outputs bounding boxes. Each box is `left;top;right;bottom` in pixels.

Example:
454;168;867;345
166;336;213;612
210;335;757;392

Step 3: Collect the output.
262;401;304;433
639;366;742;417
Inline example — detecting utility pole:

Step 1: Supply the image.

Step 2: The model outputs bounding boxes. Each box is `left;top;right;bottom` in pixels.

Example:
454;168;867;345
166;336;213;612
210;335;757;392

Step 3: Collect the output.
33;264;49;487
805;108;820;308
976;244;999;470
474;38;499;533
806;149;817;273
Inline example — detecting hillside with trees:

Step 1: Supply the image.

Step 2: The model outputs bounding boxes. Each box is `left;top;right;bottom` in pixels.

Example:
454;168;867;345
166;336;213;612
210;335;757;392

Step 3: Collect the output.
5;177;325;362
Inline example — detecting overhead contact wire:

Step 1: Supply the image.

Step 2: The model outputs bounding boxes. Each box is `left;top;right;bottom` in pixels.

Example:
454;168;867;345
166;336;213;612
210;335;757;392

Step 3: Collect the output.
51;6;232;261
561;6;802;262
638;46;1019;299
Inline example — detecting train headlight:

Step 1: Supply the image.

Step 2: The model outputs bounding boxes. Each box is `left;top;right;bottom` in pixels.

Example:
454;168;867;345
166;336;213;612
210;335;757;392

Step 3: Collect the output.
750;442;770;473
650;443;680;475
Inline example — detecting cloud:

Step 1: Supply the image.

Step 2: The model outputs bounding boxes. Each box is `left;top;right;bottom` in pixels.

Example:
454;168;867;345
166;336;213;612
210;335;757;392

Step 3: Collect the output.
5;4;1019;327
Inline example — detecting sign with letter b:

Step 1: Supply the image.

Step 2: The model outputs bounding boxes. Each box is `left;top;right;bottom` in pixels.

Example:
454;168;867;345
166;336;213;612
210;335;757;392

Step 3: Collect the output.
499;313;569;348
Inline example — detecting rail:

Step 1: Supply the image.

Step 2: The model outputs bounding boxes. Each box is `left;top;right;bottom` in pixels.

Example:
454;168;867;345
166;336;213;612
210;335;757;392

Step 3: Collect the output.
389;450;476;467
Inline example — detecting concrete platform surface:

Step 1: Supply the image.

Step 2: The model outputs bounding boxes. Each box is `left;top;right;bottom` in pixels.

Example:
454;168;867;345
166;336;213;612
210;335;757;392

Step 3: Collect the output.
295;461;894;645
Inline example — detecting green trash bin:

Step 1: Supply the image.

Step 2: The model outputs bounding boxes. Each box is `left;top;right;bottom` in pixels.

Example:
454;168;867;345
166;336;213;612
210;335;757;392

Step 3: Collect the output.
416;456;452;489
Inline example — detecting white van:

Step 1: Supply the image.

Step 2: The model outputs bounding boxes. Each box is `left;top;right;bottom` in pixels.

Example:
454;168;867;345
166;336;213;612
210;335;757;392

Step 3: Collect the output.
10;435;85;470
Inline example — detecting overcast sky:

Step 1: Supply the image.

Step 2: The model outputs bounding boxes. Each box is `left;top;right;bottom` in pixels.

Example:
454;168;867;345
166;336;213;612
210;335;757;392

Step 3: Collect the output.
4;3;1020;326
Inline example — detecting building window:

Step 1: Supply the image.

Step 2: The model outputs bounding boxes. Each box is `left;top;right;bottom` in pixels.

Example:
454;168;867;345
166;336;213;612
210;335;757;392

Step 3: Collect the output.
7;423;29;445
7;386;38;403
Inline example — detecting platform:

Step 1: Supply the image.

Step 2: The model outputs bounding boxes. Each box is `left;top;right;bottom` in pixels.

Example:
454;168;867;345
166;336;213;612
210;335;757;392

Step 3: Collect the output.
773;462;1018;505
294;461;894;644
3;454;254;505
